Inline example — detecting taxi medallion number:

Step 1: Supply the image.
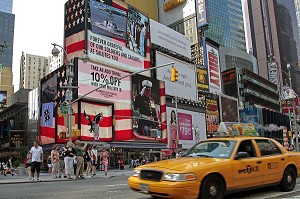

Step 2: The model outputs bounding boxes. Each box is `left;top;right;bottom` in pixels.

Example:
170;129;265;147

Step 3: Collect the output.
139;183;148;193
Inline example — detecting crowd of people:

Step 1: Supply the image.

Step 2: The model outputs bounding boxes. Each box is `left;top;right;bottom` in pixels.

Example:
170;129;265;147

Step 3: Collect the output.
23;140;110;181
0;157;17;176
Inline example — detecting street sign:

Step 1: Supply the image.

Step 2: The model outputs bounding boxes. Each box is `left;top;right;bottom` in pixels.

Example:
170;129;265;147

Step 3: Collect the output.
65;90;73;101
60;106;73;114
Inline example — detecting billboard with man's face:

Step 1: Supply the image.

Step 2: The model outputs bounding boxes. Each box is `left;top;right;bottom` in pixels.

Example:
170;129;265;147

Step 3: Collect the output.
131;74;166;143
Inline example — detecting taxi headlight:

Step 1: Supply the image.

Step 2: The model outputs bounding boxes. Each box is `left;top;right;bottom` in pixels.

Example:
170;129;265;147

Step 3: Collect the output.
163;173;197;182
133;169;141;177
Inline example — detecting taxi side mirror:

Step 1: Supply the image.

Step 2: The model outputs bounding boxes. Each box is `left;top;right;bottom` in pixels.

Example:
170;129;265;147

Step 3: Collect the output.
234;152;249;160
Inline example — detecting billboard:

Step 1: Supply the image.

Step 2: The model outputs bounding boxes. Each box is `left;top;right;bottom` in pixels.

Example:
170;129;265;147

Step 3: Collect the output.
88;30;146;71
132;74;166;142
206;97;219;134
156;51;197;101
196;67;209;92
0;91;7;105
28;88;39;121
150;19;191;58
40;102;55;145
221;68;238;98
195;0;209;28
166;107;206;149
77;60;131;103
41;74;57;103
158;0;195;26
267;61;279;86
126;5;149;57
90;0;127;40
80;101;113;141
219;94;239;123
204;41;221;94
240;108;259;124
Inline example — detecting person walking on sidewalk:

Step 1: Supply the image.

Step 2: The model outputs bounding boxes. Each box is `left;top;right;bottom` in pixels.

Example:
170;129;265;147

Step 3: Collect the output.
58;144;66;178
91;146;98;176
74;140;87;179
63;142;76;179
51;144;60;179
29;141;43;181
101;148;109;175
85;146;92;178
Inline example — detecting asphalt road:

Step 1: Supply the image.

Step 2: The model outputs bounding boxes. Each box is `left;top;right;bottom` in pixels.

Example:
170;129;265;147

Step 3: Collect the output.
1;175;300;199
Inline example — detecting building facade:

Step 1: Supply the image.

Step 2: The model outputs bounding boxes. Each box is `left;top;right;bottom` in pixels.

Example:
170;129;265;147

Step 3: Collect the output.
19;52;49;89
0;0;13;14
49;49;63;73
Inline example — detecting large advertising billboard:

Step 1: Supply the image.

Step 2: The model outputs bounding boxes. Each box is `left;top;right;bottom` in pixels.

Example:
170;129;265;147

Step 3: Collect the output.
156;51;197;101
204;41;221;94
195;0;209;28
77;60;131;103
221;68;238;98
150;19;191;59
132;74;166;143
0;91;7;105
166;107;206;149
206;97;219;134
219;94;239;123
80;101;113;141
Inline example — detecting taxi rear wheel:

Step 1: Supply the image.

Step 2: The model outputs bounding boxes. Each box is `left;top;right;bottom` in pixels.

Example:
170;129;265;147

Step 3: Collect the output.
279;166;297;192
199;175;225;199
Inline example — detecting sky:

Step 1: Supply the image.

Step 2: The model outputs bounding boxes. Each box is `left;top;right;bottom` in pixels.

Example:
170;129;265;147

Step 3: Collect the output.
12;0;65;91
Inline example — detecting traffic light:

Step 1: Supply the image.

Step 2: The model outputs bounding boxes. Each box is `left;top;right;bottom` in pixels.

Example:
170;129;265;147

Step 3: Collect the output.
171;67;178;82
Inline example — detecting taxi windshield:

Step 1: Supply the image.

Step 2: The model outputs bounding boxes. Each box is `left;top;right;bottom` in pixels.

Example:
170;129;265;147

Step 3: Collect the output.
182;140;237;159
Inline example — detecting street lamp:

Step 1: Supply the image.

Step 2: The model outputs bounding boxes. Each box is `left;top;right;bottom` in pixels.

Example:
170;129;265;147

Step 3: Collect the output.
51;43;88;142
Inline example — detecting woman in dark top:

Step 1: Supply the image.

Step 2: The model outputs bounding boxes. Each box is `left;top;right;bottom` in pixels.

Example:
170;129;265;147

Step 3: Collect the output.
63;142;76;179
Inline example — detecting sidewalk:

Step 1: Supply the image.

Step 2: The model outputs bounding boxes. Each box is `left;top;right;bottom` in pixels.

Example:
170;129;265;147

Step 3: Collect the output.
0;167;133;185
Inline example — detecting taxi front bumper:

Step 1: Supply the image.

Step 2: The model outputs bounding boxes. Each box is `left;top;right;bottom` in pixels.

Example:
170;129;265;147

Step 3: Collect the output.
128;176;200;199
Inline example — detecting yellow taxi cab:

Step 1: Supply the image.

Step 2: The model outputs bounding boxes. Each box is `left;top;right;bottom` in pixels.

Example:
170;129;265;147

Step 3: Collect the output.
128;131;300;199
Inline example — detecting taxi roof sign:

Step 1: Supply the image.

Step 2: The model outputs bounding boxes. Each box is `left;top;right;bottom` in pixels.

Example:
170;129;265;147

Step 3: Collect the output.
216;122;258;137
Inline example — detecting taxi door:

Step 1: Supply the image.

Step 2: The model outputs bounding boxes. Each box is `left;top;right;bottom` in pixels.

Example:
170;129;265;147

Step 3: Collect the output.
232;140;263;189
253;139;284;184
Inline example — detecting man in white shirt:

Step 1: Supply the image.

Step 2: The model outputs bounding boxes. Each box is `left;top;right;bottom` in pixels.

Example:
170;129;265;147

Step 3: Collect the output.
29;141;43;181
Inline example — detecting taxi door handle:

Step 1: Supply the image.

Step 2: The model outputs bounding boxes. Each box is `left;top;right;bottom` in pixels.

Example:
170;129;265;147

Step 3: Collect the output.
257;160;262;164
281;158;285;161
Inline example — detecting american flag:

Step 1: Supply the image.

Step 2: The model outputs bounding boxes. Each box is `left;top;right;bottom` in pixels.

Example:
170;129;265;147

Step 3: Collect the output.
64;0;87;38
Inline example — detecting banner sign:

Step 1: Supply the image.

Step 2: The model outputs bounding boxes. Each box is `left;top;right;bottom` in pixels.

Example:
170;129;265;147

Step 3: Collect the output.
150;19;191;58
88;30;145;72
78;60;131;103
195;0;209;28
178;112;193;140
267;61;279;86
156;51;197;101
206;43;221;94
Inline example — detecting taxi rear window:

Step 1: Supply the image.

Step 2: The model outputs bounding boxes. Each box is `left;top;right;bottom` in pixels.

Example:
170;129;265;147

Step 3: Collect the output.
183;140;236;159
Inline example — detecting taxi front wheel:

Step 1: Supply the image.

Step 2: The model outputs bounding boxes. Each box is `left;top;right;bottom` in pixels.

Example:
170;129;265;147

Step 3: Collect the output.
279;166;297;192
199;174;225;199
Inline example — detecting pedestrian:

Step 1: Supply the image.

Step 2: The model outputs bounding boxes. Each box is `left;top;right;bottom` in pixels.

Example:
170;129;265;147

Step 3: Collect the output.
101;148;109;175
120;158;124;170
73;156;77;176
91;146;98;176
24;151;31;178
58;144;66;178
85;146;92;178
63;142;76;179
29;141;43;181
74;140;87;179
47;156;52;175
51;144;60;179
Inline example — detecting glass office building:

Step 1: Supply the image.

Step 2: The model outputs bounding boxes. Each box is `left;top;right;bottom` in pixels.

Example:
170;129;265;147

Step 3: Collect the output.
0;11;15;67
204;0;247;52
0;0;13;13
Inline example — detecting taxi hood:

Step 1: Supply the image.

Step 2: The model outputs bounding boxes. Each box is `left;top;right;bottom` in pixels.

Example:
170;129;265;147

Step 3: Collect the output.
138;157;229;172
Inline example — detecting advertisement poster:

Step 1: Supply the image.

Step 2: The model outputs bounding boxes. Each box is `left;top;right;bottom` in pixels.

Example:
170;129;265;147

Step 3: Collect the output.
178;112;193;140
40;102;55;144
88;30;146;71
156;51;197;101
166;107;206;149
219;94;239;123
206;97;219;134
80;101;113;142
132;74;164;142
126;5;149;57
196;68;209;92
205;43;221;94
0;91;7;105
78;60;131;103
90;0;127;40
240;108;259;124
